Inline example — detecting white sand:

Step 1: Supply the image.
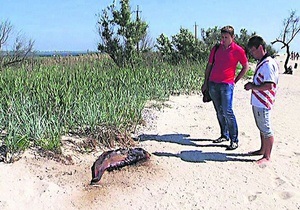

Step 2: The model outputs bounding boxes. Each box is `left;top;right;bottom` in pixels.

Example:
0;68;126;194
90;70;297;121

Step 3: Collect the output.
0;55;299;210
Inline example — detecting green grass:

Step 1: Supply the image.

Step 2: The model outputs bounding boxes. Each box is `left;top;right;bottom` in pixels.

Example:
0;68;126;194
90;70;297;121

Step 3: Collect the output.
0;58;206;160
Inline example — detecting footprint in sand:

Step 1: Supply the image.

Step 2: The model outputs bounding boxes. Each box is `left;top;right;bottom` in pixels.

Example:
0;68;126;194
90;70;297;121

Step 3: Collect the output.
274;177;286;187
248;195;257;202
258;163;267;168
248;192;262;202
273;177;294;200
0;200;8;208
278;191;294;200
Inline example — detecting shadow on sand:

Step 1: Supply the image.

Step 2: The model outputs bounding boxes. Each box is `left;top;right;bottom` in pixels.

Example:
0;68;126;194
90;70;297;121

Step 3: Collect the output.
152;150;256;163
136;133;227;148
136;133;256;163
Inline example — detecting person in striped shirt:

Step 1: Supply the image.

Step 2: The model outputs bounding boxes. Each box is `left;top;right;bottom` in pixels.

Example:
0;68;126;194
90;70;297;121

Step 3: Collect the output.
244;35;279;164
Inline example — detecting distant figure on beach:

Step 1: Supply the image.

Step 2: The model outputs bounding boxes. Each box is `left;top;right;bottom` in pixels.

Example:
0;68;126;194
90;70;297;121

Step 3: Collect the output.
290;51;294;60
296;52;299;61
244;35;279;164
201;25;249;150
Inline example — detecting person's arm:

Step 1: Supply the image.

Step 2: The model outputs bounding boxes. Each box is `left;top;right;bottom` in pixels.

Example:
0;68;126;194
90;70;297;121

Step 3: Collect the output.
234;62;249;84
202;45;218;92
201;63;213;92
244;81;274;91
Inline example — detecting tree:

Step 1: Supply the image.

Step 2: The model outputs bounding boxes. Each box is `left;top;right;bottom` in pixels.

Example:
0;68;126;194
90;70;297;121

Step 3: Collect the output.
139;33;154;52
235;28;256;55
155;26;277;64
0;20;34;69
97;0;148;68
155;33;173;62
201;27;276;59
155;27;205;64
271;10;300;73
171;27;204;61
0;20;12;50
200;26;220;51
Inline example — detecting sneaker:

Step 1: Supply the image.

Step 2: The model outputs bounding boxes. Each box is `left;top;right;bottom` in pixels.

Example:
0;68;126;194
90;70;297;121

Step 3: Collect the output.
226;142;238;150
213;137;229;143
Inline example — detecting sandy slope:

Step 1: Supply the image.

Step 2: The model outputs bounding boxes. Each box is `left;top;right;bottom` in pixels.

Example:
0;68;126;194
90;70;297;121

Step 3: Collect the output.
0;55;299;210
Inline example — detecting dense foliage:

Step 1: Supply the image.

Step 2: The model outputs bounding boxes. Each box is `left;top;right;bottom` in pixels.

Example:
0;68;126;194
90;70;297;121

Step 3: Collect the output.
0;57;205;162
156;28;206;64
156;26;277;65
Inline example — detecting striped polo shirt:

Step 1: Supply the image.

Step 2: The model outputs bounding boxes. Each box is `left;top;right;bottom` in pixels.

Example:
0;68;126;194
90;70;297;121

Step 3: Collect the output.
251;56;279;109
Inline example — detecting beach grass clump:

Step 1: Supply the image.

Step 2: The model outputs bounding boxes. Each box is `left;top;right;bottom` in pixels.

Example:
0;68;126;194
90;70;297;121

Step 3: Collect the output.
0;57;206;162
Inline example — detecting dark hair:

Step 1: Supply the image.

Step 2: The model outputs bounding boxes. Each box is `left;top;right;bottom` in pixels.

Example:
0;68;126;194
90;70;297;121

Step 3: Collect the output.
247;35;266;50
221;25;234;37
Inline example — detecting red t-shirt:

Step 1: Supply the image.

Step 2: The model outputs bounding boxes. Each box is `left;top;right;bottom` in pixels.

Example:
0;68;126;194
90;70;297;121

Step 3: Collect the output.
208;42;248;84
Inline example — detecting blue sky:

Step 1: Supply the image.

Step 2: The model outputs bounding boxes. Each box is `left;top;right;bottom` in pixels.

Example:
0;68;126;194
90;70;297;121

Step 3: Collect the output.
1;0;300;52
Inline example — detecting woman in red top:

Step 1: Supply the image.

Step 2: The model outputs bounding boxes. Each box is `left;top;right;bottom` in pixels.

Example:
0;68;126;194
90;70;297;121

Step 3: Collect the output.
201;25;249;150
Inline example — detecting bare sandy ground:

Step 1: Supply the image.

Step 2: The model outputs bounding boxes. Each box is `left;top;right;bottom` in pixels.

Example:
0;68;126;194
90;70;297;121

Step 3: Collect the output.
0;55;299;210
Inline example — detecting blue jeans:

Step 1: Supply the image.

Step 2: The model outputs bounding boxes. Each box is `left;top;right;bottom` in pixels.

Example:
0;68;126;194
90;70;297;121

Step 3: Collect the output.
209;82;238;143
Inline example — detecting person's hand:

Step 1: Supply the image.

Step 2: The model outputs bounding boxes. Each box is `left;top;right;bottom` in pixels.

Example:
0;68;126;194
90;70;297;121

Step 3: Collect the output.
244;82;253;91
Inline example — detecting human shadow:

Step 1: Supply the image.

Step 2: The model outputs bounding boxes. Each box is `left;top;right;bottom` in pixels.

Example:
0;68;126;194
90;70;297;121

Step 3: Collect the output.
152;150;256;163
136;133;227;148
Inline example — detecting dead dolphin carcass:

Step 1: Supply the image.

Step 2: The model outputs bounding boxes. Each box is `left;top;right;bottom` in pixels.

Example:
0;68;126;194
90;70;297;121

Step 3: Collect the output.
90;147;151;185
